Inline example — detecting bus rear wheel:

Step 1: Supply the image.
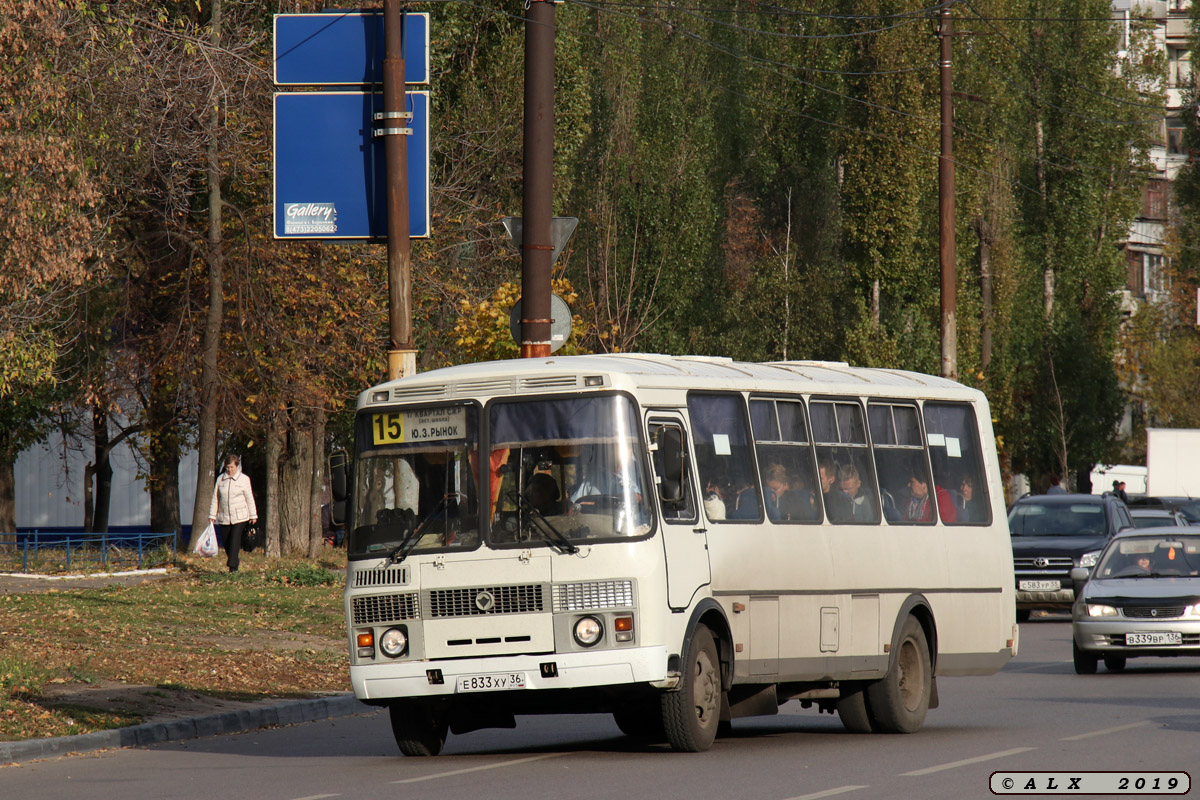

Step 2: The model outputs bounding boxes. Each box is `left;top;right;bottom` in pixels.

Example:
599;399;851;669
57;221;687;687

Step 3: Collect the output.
389;701;449;757
662;624;722;752
866;616;931;733
836;683;874;733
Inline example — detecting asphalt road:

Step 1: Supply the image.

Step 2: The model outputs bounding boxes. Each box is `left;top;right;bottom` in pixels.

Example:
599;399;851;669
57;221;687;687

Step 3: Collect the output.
5;613;1199;800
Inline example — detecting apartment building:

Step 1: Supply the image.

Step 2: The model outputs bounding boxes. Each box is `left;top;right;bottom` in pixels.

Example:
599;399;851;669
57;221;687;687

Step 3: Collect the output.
1113;0;1191;308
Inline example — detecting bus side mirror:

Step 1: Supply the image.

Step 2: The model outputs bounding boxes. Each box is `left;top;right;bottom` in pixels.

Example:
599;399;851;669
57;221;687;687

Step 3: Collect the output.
655;427;685;503
329;449;350;527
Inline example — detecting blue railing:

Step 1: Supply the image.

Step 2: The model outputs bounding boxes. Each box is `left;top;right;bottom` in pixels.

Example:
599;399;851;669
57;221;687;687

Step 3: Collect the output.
0;531;177;574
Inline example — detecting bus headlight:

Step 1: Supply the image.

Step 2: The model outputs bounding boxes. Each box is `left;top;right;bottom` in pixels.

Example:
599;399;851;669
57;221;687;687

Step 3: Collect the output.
379;627;408;658
573;616;603;647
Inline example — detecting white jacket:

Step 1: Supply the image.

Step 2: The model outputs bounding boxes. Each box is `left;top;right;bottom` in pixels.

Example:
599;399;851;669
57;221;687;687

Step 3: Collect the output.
209;470;258;524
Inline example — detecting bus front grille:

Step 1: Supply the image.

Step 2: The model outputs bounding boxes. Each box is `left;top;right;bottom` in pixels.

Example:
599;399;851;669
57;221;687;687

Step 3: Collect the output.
353;566;409;587
427;584;545;617
352;592;420;625
553;580;635;611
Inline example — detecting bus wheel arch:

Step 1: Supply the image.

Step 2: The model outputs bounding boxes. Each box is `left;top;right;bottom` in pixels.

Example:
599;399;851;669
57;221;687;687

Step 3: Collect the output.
678;599;733;691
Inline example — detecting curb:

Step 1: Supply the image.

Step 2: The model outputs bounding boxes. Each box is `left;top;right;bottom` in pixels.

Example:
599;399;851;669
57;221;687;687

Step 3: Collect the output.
0;693;375;765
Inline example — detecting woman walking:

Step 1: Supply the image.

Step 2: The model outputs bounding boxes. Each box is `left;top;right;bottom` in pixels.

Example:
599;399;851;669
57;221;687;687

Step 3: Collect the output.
209;454;258;572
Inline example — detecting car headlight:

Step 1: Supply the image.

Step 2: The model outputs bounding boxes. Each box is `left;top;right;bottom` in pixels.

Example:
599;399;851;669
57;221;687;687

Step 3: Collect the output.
1078;551;1102;569
1084;603;1118;618
379;626;408;658
1187;603;1200;618
573;616;603;647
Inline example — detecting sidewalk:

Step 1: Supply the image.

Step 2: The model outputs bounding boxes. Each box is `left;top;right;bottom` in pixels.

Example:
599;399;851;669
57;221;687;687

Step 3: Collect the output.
1;692;375;765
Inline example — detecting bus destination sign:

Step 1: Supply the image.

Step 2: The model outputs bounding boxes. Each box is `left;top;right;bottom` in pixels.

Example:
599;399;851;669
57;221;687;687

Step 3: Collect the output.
372;407;466;445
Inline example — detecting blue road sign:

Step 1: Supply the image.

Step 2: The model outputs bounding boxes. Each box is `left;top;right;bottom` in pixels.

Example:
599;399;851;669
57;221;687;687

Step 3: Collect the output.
273;91;430;240
274;12;429;86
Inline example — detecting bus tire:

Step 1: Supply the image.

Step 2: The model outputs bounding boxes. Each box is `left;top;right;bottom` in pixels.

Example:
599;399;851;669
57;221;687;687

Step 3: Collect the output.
866;616;931;734
389;701;449;757
662;624;721;752
613;703;666;743
836;684;874;733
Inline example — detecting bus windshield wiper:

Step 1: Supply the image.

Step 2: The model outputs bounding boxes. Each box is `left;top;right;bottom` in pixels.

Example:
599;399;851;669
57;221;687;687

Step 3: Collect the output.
507;490;579;555
385;495;451;565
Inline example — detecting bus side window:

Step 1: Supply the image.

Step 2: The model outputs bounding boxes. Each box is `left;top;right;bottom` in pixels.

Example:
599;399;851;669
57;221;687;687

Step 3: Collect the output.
811;399;880;525
650;422;697;523
750;397;821;524
923;402;992;525
870;401;940;525
687;392;760;523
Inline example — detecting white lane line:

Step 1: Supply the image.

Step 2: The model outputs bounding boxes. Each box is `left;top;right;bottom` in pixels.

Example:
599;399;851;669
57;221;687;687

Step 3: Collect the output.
1060;720;1151;741
782;785;870;800
391;752;572;783
901;747;1034;777
291;795;341;800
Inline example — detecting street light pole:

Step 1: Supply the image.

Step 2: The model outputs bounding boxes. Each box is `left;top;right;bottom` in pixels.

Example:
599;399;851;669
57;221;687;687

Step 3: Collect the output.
938;2;957;381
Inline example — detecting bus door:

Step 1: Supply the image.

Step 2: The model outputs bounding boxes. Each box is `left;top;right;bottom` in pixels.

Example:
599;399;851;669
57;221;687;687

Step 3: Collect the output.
648;414;710;610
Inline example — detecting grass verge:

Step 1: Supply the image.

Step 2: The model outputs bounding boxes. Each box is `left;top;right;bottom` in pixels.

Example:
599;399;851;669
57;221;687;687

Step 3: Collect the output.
0;552;349;742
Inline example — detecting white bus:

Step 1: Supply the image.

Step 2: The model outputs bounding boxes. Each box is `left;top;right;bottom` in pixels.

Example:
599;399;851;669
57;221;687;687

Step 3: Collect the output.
344;354;1017;755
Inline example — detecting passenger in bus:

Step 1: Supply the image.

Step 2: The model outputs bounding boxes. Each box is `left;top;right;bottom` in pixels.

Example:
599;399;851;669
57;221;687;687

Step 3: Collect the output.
836;463;875;522
901;470;957;524
786;471;819;521
703;477;727;521
762;463;790;521
762;463;814;522
730;480;760;519
958;474;984;523
818;456;850;522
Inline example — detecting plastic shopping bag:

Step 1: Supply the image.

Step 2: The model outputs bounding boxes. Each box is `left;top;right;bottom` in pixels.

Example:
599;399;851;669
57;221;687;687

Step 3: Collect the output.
194;522;219;557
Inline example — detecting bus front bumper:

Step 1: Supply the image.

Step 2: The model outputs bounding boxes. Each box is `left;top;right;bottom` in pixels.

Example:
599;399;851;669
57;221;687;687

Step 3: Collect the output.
352;644;670;700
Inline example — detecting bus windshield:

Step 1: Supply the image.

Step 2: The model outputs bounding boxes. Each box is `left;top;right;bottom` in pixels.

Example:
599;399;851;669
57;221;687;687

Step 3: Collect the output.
350;403;481;559
488;394;653;545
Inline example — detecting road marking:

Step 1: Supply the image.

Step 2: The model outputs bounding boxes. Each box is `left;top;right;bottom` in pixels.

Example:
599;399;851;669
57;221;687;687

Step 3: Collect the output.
391;752;571;783
901;747;1034;776
292;795;341;800
1060;720;1151;741
782;785;870;800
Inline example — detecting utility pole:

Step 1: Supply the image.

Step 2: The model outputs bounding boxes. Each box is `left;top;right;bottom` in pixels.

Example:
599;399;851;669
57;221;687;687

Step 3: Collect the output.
521;0;556;359
937;2;957;381
383;0;415;380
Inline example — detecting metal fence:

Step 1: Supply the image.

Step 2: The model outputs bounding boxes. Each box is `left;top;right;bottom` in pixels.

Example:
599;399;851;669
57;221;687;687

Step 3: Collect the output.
0;531;177;574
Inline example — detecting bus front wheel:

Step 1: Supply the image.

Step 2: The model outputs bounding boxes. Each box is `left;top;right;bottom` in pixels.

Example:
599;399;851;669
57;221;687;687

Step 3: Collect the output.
662;624;722;752
389;701;449;757
865;616;931;733
613;703;667;743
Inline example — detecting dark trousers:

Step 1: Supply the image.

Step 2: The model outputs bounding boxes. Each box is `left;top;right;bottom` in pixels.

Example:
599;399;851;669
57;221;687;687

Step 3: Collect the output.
223;521;248;572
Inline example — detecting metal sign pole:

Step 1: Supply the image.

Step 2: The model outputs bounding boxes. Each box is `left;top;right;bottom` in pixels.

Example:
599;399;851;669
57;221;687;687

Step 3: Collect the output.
521;0;555;359
384;0;416;379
